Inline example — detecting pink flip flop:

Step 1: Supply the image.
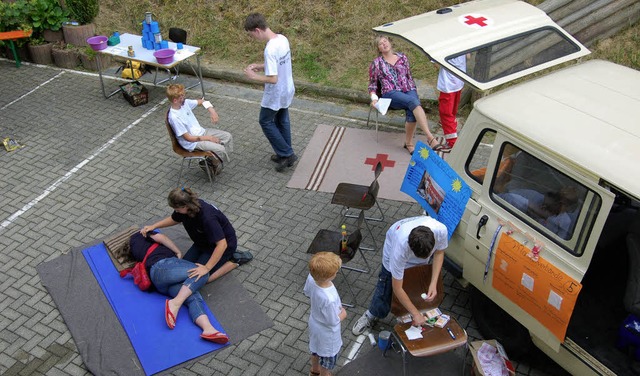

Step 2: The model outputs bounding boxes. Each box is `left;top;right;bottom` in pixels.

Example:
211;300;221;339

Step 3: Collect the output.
200;331;229;344
165;299;176;330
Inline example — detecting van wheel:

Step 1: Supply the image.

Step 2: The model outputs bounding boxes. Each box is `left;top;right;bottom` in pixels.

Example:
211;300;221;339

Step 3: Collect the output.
470;286;534;360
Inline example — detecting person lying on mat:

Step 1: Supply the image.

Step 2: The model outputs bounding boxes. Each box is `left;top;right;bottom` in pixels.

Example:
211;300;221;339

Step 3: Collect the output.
368;35;446;155
128;230;229;344
141;188;252;284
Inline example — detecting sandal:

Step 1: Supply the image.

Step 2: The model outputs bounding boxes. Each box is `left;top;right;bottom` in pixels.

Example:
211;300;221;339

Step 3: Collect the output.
403;143;415;155
428;138;452;153
200;331;229;344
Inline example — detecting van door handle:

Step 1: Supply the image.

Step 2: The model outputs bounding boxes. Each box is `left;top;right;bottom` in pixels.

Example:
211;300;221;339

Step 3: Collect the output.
476;215;489;239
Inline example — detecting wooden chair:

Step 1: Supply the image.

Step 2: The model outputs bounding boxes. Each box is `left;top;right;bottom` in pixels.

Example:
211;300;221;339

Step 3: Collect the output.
385;264;468;376
306;210;370;307
331;160;384;223
164;110;215;187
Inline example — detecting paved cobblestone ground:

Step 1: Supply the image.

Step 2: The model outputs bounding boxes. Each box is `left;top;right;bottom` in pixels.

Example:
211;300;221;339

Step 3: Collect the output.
0;60;556;375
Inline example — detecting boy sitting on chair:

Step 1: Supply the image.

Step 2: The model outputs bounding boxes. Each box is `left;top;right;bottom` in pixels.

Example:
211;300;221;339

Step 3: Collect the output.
304;252;347;376
166;84;233;175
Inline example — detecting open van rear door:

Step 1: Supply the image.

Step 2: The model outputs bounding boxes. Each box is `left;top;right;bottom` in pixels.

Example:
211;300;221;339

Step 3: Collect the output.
373;0;590;91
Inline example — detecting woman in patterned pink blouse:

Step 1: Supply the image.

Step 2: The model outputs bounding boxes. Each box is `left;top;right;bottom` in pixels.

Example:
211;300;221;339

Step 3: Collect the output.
368;35;443;155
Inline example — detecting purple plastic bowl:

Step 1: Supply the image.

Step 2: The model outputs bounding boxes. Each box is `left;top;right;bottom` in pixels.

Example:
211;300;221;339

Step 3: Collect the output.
153;49;175;64
87;36;108;51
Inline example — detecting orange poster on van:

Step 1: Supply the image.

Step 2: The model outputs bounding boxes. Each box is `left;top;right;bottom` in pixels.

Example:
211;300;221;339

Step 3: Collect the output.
492;235;582;342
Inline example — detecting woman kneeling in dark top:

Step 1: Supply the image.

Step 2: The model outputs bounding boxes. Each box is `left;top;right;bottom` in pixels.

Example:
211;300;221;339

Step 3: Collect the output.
142;188;241;284
128;230;229;344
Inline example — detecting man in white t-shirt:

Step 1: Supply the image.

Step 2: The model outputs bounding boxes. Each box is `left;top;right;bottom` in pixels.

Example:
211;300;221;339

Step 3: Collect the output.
166;84;233;174
243;13;297;173
436;54;467;148
352;216;448;335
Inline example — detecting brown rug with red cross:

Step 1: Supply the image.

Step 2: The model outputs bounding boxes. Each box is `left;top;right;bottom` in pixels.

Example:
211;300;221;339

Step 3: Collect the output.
287;124;447;202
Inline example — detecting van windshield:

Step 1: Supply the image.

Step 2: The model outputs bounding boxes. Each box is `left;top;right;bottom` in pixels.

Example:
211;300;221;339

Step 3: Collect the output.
446;27;582;84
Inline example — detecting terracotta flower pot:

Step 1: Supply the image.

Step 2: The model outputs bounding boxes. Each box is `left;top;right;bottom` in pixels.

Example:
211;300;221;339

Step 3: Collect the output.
52;48;79;69
43;29;65;43
29;43;53;65
62;23;95;46
80;53;111;71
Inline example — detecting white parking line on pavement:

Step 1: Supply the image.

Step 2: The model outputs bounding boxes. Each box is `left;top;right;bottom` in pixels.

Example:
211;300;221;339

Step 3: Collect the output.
0;71;65;111
0;98;168;233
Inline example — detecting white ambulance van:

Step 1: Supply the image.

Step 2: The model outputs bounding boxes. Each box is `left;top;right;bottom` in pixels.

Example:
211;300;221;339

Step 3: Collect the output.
375;0;640;374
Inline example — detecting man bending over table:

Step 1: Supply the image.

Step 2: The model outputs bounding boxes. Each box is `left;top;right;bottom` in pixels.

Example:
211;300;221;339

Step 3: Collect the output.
352;215;448;335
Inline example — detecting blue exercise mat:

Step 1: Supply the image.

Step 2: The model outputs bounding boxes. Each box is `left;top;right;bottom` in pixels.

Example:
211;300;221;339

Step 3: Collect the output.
82;243;228;375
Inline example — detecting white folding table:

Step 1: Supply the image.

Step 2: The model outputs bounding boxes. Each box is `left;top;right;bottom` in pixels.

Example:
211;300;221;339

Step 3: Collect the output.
96;33;205;98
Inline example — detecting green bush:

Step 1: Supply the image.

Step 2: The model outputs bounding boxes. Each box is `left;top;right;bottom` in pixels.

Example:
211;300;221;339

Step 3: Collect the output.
65;0;99;24
29;0;69;32
0;0;32;32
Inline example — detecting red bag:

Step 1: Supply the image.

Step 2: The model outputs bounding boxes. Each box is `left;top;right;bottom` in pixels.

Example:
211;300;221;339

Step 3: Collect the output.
120;243;159;291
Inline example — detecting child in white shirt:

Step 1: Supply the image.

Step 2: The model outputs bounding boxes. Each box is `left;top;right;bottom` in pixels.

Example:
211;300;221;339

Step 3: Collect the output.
304;252;347;376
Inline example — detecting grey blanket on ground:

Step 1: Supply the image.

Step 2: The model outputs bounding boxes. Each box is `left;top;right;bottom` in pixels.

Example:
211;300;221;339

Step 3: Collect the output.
36;225;272;375
337;344;467;375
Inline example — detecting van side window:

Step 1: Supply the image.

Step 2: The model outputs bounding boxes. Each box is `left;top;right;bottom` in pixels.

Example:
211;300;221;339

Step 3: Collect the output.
490;143;601;255
466;129;497;184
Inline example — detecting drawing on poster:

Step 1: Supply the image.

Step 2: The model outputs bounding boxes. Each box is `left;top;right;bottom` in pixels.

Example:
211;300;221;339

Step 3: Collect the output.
401;140;472;239
416;170;445;214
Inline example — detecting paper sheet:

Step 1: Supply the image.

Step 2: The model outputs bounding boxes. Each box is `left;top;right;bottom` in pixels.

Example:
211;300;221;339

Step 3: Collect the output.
375;98;392;116
405;326;424;340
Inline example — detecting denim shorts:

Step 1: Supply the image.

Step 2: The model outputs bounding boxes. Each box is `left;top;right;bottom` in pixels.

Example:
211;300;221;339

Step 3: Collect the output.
313;352;339;370
382;89;421;123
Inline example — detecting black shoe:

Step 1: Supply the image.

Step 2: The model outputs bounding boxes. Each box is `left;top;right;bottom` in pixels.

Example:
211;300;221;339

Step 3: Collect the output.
286;153;298;167
206;155;224;175
270;154;284;162
275;154;297;172
232;251;253;266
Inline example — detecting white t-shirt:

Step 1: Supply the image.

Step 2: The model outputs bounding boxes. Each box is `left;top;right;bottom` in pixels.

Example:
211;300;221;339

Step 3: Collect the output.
261;34;295;110
437;55;467;93
303;274;343;357
168;99;206;151
382;216;448;280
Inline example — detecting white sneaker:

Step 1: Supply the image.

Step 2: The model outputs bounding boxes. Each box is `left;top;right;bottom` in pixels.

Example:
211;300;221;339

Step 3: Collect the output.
352;312;374;336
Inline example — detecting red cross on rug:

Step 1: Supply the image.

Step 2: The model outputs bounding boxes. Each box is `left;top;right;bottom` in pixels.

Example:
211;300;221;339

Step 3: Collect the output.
464;15;488;27
365;153;395;171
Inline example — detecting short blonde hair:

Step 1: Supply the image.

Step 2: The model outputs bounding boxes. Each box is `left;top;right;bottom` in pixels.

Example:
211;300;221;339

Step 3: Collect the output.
309;252;342;281
374;35;393;54
166;84;186;101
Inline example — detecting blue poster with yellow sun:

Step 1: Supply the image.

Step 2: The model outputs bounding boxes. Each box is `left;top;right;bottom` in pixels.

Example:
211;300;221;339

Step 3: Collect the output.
400;140;471;240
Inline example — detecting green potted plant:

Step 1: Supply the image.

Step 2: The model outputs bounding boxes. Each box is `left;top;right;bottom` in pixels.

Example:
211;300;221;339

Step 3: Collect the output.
27;0;69;64
28;0;69;43
51;41;79;68
28;35;53;64
61;0;99;46
79;44;111;71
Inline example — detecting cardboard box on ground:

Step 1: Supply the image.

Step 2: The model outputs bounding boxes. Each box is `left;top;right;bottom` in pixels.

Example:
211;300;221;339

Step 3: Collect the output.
469;340;515;376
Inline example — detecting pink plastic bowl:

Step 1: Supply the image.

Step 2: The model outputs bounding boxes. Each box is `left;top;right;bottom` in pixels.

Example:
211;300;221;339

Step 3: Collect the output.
153;49;175;64
87;36;108;51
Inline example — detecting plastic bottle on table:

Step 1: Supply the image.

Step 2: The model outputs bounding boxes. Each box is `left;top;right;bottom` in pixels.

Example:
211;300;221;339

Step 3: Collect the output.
341;224;347;253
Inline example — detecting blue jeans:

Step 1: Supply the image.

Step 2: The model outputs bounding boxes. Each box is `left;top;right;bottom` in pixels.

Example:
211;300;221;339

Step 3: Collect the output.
382;90;420;123
183;243;234;272
150;257;208;323
258;107;294;158
368;266;393;319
